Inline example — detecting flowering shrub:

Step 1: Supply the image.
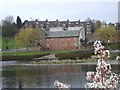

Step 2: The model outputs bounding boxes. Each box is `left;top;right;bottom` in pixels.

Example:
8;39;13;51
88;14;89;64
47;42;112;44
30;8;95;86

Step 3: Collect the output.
85;40;119;89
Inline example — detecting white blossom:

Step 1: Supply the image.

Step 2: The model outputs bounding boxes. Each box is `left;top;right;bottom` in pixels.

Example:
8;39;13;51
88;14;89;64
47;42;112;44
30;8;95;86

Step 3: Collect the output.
54;80;71;89
85;40;119;89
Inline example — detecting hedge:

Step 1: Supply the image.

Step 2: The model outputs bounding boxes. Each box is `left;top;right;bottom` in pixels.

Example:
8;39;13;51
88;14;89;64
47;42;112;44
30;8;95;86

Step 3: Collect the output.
55;50;94;60
2;53;50;61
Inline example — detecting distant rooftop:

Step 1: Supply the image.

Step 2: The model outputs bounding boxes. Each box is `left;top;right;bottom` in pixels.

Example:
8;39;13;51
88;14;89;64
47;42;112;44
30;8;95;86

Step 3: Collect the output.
46;30;80;38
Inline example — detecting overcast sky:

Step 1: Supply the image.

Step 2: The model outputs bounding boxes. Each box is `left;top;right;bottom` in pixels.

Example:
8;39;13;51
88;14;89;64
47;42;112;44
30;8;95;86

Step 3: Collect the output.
0;0;119;23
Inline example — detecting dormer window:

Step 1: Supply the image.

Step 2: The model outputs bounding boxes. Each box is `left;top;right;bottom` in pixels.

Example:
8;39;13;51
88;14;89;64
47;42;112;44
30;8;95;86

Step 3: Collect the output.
36;22;39;25
47;22;49;24
76;22;78;24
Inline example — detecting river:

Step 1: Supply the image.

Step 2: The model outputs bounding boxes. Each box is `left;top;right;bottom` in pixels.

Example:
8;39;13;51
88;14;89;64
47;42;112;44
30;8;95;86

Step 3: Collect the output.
1;61;120;89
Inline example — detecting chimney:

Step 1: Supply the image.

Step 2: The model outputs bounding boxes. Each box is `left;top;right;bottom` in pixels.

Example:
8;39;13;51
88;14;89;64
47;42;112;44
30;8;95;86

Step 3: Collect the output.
46;19;48;22
67;19;69;22
56;19;58;22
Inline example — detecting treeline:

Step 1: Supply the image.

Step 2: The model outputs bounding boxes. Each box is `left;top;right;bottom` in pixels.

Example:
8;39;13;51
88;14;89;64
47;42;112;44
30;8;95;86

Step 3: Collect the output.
1;16;46;50
1;16;23;50
1;16;22;38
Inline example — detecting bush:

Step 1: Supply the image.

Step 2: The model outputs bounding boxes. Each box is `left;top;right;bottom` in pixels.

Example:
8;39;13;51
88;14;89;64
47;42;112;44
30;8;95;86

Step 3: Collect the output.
110;52;120;60
108;43;120;50
55;50;94;60
2;53;50;61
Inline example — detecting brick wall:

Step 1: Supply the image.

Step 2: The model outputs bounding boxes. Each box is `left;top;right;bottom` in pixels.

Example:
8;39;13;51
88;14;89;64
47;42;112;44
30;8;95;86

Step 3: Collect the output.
46;37;80;50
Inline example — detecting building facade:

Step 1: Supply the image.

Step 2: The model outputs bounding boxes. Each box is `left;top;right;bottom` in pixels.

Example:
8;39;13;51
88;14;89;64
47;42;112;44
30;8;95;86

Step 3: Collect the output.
23;19;91;50
46;27;85;50
23;19;93;34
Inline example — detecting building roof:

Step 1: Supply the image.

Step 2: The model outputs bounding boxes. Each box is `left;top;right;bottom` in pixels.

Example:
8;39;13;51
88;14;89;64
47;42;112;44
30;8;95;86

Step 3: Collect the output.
46;30;80;38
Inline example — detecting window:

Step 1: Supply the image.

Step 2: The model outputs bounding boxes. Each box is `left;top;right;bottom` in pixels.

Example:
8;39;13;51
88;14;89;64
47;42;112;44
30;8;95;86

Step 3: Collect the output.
74;38;76;40
76;22;78;24
87;22;89;24
74;42;77;45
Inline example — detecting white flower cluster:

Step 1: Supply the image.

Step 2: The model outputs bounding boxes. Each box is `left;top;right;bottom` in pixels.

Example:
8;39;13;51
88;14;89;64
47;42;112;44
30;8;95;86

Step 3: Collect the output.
54;80;71;90
94;40;110;58
85;40;119;89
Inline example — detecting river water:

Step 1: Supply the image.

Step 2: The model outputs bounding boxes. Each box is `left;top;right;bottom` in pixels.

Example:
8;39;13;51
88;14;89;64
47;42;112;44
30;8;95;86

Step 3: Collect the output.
1;61;120;89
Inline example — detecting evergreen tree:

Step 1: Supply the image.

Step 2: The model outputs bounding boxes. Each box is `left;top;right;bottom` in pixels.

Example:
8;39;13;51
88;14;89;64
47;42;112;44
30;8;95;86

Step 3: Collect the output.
16;16;22;29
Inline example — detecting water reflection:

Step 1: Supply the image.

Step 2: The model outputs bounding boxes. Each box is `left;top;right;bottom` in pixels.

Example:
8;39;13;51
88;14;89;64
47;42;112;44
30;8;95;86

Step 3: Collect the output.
2;64;119;88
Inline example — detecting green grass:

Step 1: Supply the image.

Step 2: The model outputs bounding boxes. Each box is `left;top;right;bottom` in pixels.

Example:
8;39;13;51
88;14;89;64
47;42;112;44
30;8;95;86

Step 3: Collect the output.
0;37;1;57
2;37;26;50
108;43;120;50
55;50;94;59
2;51;49;56
2;50;79;56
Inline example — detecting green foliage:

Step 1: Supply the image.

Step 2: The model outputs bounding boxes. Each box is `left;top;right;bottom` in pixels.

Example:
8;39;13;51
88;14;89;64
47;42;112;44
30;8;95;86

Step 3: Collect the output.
2;53;50;61
0;40;1;49
108;43;120;50
15;27;37;48
95;26;117;42
110;52;120;60
55;50;94;60
2;51;50;56
2;37;15;50
15;27;46;49
95;20;102;30
2;16;16;38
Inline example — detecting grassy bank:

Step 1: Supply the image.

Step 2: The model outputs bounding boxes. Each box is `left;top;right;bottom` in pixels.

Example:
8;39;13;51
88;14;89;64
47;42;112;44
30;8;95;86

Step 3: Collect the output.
2;50;79;56
1;50;79;61
1;49;119;61
31;59;97;65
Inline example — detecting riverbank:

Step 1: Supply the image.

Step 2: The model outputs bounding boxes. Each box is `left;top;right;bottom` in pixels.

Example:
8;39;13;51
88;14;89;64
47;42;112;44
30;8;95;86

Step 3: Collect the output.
30;59;119;65
1;49;119;66
1;59;119;68
1;50;78;61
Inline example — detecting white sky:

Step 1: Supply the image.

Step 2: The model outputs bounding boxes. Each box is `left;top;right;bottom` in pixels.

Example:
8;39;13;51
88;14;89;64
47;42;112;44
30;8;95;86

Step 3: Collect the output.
0;0;119;23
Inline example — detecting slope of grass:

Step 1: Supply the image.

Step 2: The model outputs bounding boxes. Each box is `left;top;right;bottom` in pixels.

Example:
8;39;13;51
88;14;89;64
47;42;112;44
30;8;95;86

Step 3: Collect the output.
2;37;26;50
0;37;2;49
2;50;79;56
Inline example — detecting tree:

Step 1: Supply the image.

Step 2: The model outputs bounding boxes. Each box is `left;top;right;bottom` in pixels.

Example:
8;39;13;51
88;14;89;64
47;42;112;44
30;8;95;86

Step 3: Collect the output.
2;16;16;38
95;20;102;30
15;27;46;49
95;26;117;43
91;20;95;33
16;16;22;29
0;22;2;37
1;16;17;50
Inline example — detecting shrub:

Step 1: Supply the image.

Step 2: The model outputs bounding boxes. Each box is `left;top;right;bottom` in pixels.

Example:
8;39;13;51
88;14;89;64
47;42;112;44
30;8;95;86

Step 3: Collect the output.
110;52;120;60
2;53;50;61
55;50;94;60
109;43;120;50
